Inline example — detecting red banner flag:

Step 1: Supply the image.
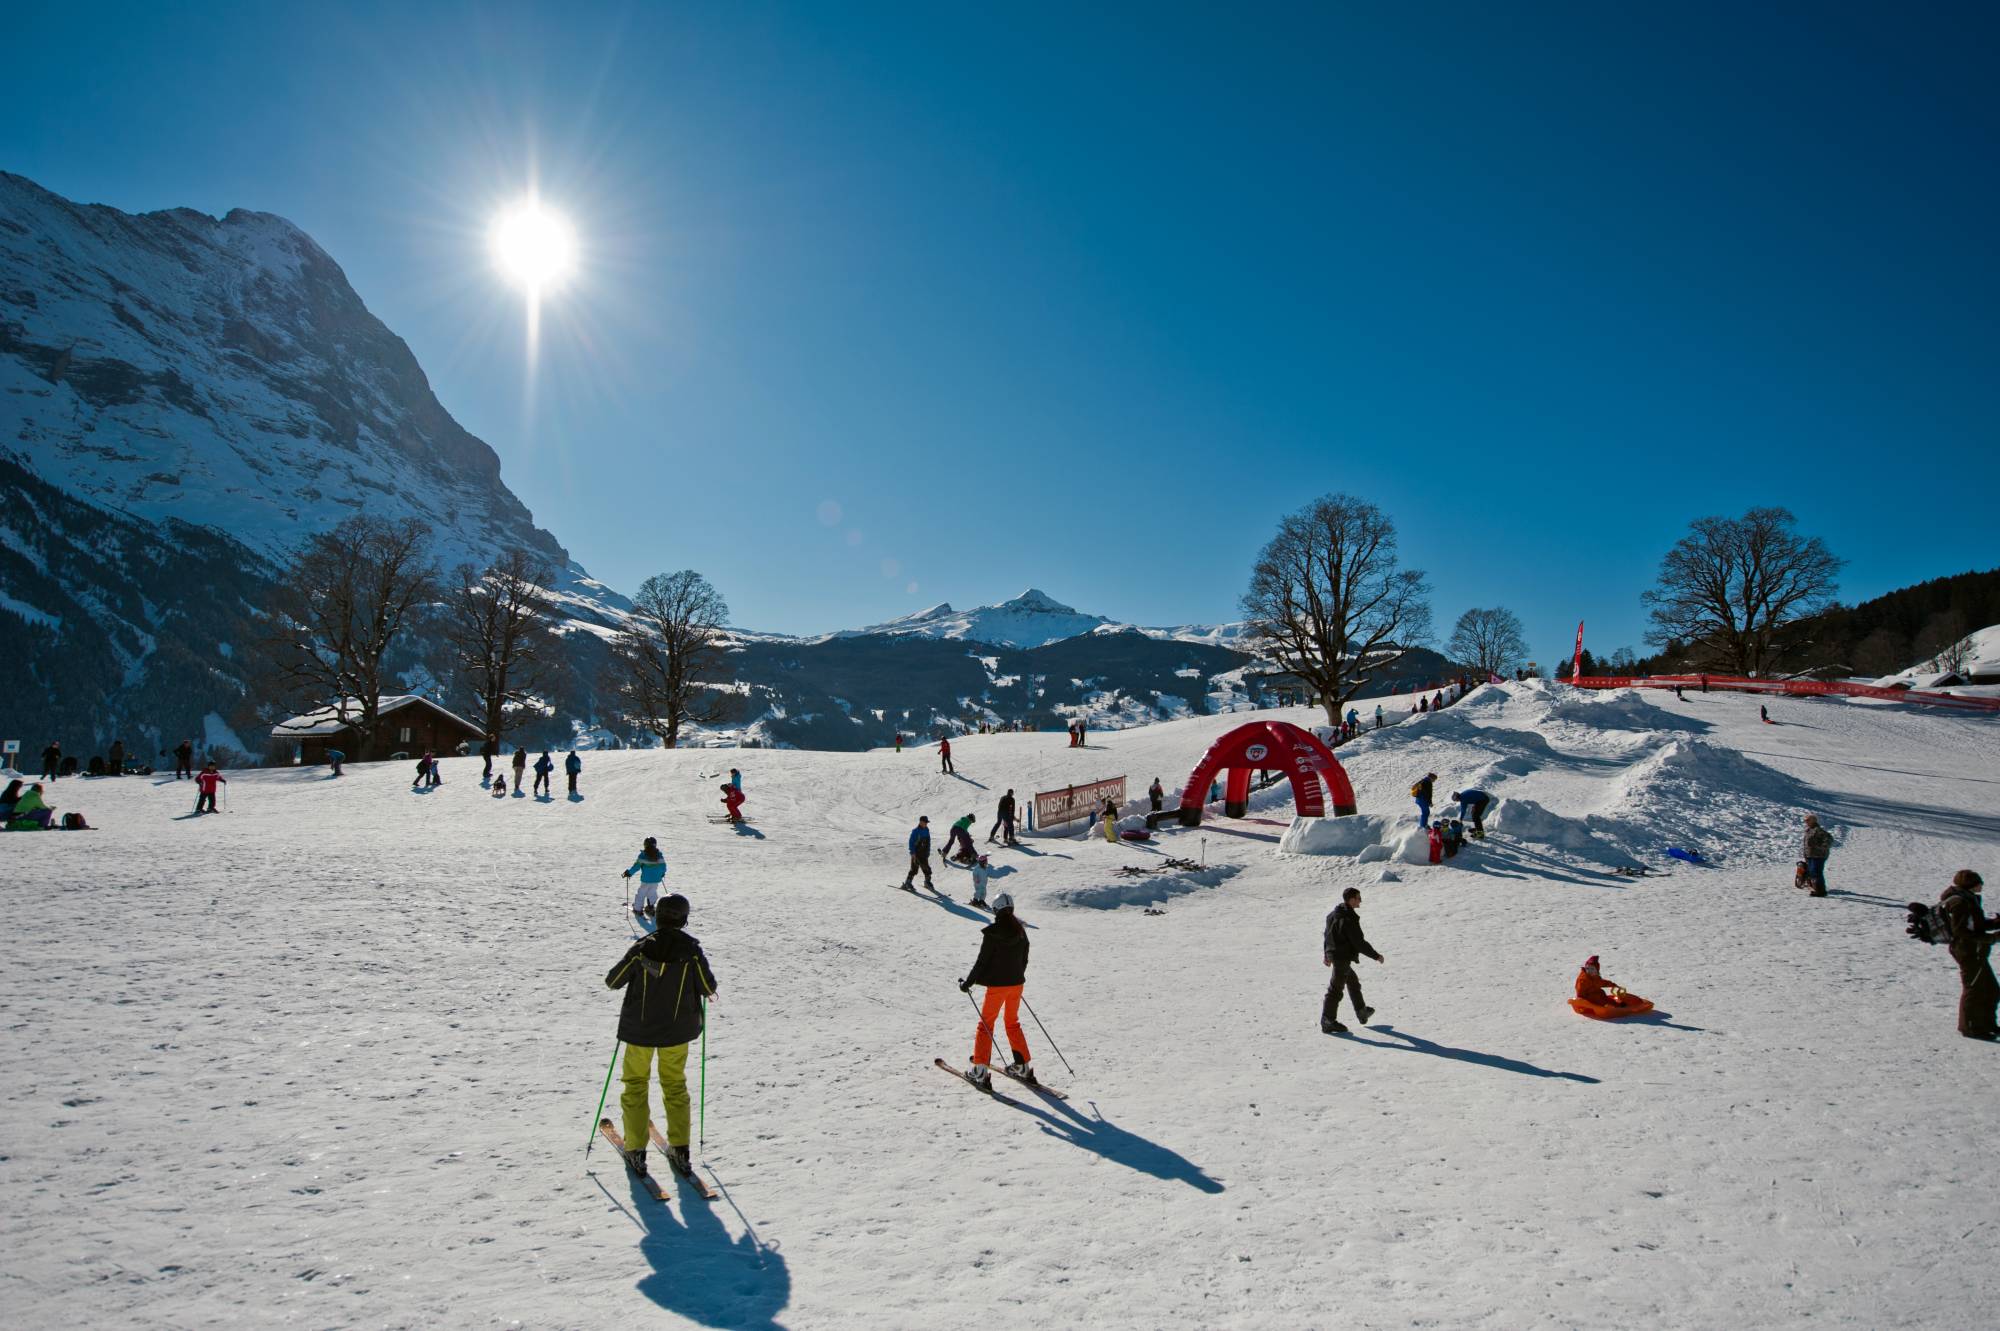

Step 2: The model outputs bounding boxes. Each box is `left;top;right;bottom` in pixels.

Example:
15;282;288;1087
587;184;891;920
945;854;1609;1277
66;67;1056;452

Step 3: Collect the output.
1571;621;1585;683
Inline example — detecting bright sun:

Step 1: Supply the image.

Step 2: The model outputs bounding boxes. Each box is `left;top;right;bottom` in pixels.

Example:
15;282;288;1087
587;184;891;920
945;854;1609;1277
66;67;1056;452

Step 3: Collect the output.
489;200;577;293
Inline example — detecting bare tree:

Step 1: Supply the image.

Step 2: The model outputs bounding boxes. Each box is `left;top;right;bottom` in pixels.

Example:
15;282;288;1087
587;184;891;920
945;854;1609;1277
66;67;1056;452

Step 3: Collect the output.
1641;507;1842;675
1446;607;1527;680
261;515;438;761
603;570;731;747
445;550;558;742
1241;494;1431;725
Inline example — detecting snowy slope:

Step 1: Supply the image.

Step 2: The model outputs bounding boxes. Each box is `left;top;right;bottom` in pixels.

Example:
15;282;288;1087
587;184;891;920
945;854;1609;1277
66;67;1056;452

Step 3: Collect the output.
1874;623;2000;687
4;683;1998;1329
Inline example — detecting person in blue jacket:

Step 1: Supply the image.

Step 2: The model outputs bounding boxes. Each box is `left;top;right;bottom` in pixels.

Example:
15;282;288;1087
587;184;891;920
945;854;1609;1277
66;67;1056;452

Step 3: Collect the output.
900;815;934;890
623;836;669;919
1451;788;1491;839
729;768;742;791
564;750;582;796
533;749;555;797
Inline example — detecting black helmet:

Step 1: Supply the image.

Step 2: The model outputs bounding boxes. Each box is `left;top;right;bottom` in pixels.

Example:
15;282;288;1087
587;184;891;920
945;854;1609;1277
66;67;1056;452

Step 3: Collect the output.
657;894;690;927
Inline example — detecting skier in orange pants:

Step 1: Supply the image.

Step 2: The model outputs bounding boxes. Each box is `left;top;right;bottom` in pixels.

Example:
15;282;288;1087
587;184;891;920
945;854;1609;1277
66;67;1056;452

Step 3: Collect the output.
959;892;1034;1088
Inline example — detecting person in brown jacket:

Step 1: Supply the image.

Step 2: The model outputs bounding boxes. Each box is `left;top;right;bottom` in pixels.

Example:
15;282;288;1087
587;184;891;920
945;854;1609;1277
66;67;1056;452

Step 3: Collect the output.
1938;870;1999;1040
1800;815;1833;896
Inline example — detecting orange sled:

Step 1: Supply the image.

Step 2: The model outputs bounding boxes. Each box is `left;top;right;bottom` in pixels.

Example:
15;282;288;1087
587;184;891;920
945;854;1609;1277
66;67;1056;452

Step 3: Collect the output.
1569;995;1655;1020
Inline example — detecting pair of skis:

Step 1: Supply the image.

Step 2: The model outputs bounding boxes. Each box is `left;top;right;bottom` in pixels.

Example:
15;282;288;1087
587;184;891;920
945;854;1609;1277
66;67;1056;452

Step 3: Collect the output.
933;1058;1068;1101
596;1118;718;1202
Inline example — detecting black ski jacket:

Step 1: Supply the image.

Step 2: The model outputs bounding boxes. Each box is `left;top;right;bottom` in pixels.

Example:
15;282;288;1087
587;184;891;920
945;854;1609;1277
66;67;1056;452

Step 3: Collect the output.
1324;903;1381;965
966;916;1030;988
997;793;1015;819
606;928;718;1048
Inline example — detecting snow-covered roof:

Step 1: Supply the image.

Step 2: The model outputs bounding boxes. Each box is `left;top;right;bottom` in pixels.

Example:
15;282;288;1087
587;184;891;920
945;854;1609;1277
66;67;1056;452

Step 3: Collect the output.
271;695;481;738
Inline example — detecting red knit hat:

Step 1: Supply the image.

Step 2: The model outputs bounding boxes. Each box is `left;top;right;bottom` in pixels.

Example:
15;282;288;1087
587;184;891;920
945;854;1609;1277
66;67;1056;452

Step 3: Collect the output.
1582;955;1600;971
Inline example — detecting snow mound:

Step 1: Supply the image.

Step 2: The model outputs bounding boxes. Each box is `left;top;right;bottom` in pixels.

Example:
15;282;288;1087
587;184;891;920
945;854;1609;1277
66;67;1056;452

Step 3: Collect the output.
1049;862;1241;909
1584;738;1806;862
1278;814;1391;856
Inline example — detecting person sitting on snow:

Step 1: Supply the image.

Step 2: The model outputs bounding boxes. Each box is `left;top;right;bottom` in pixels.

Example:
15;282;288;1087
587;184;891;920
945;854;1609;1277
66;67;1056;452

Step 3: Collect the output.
1440;819;1465;859
1575;956;1643;1009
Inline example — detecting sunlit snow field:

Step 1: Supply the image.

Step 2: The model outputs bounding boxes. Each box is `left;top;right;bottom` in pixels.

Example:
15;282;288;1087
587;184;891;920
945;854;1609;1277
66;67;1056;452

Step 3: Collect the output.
4;681;1997;1329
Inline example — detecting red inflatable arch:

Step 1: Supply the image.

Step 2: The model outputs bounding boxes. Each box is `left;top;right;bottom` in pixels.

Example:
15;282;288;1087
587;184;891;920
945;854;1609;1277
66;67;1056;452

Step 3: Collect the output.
1177;720;1357;825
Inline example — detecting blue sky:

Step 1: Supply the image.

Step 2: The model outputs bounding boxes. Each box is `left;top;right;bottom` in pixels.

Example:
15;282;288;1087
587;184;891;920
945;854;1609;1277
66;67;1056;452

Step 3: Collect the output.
9;1;1997;662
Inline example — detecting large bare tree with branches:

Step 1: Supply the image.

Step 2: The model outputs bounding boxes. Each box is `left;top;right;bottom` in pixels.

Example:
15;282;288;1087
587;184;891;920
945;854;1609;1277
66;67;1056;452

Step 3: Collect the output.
261;515;438;761
603;570;732;747
445;550;558;742
1641;507;1842;675
1447;607;1528;681
1241;494;1432;724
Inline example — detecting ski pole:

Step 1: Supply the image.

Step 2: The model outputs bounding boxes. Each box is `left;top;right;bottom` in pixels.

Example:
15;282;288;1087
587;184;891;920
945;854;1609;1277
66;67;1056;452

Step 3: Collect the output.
699;999;707;1152
1020;996;1075;1076
585;1038;622;1158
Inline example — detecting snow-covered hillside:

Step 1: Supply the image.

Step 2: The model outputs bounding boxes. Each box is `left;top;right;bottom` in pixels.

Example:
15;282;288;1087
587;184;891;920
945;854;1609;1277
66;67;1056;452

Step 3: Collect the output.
1874;623;2000;689
5;681;1997;1328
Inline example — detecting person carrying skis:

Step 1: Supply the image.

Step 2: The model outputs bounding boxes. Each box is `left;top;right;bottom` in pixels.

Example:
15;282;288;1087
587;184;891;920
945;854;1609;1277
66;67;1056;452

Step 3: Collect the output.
901;816;935;890
173;739;194;780
988;789;1018;845
604;893;717;1179
1800;814;1832;896
945;813;978;863
720;783;746;824
959;891;1033;1087
970;854;994;908
623;836;668;919
565;750;583;796
1411;772;1436;829
532;750;554;796
1148;778;1164;813
1322;887;1382;1034
1451;789;1491;839
1938;870;1999;1040
480;734;498;781
939;736;954;775
194;763;226;814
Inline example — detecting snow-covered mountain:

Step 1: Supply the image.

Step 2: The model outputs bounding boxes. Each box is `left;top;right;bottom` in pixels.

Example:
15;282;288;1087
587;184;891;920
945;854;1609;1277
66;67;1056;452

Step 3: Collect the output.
0;172;624;753
830;587;1248;651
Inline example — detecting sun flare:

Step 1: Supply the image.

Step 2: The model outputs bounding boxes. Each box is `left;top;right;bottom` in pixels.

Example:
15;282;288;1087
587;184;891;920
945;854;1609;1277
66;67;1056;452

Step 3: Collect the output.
489;199;577;293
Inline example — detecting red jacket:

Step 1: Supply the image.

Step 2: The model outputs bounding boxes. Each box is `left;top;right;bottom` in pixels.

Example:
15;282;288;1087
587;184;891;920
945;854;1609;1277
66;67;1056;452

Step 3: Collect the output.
197;770;225;794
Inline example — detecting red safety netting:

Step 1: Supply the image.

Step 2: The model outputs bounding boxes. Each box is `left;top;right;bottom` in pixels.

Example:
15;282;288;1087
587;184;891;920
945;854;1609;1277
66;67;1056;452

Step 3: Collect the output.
1570;675;2000;713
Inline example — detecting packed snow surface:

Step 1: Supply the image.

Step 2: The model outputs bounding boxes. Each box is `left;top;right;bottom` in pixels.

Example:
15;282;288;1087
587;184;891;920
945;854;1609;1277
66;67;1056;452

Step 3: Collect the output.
4;681;1999;1329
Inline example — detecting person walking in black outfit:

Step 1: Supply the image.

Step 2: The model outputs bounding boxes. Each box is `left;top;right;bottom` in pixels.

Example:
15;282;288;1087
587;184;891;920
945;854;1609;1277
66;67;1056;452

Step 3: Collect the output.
1322;887;1384;1034
988;790;1018;845
1938;870;2000;1040
173;739;194;780
41;741;61;781
480;734;498;782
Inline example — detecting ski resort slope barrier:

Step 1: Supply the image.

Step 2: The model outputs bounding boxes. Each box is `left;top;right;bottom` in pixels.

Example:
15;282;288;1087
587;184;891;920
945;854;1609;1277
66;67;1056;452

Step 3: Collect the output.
1571;674;2000;712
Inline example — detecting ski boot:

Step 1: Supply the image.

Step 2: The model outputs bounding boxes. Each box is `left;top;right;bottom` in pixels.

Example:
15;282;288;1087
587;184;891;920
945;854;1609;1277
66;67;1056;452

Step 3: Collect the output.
1321;1019;1349;1034
966;1063;994;1091
1356;1005;1375;1025
664;1144;694;1178
1005;1055;1038;1085
623;1147;650;1177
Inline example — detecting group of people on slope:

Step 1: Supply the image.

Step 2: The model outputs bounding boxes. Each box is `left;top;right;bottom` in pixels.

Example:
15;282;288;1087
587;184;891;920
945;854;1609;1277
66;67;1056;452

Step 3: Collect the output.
1066;720;1089;748
1409;773;1491;864
2;778;83;830
477;740;584;799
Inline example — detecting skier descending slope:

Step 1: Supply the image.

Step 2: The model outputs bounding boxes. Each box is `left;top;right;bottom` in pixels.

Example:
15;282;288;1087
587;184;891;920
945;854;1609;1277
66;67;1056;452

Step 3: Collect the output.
623;837;668;920
958;892;1034;1089
604;894;717;1181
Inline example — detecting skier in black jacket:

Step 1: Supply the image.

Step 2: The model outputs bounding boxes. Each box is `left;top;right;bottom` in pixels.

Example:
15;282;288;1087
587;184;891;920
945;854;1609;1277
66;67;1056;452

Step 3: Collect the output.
604;894;718;1177
959;892;1032;1088
1322;887;1384;1034
988;790;1018;845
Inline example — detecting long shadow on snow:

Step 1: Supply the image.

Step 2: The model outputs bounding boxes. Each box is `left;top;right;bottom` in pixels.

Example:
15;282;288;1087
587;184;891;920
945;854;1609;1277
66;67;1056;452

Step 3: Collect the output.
1812;792;2000;844
1738;749;2000;788
1443;842;1636;890
946;772;990;789
1827;889;1913;911
912;890;988;924
984;1092;1223;1193
1622;1009;1707;1033
1342;1025;1601;1083
595;1171;791;1329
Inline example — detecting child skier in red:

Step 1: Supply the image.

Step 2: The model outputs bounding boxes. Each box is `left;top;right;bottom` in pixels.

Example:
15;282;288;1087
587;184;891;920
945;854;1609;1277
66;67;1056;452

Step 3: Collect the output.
720;783;746;823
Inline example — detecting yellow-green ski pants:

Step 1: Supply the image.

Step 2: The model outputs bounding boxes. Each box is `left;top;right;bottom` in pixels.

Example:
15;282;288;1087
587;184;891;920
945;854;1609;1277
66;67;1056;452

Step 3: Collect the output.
620;1042;692;1151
